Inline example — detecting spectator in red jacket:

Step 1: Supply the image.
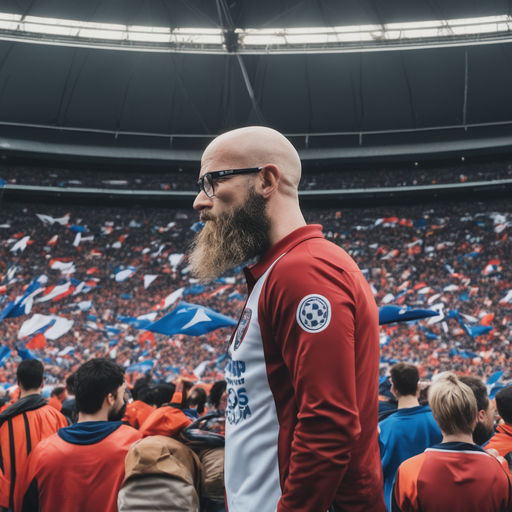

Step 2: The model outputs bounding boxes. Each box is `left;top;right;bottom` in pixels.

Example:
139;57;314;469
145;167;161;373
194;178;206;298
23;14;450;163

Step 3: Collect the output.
0;360;67;511
486;385;512;474
14;358;141;512
392;372;511;512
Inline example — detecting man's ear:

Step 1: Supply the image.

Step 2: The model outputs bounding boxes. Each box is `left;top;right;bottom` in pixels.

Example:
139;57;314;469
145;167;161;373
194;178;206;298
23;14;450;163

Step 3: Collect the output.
259;165;280;198
105;392;115;408
477;408;486;423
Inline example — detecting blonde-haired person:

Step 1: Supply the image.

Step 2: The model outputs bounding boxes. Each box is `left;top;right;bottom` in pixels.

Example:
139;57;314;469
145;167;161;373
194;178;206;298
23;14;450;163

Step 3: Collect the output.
391;372;512;512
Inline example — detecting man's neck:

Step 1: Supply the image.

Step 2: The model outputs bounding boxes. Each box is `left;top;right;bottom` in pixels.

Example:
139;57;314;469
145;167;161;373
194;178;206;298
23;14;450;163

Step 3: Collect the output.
77;410;109;423
442;432;475;444
397;395;420;409
19;389;41;399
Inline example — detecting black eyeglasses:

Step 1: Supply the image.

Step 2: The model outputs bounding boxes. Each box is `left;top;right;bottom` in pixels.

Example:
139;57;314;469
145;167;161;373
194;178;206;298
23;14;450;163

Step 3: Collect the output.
197;167;262;198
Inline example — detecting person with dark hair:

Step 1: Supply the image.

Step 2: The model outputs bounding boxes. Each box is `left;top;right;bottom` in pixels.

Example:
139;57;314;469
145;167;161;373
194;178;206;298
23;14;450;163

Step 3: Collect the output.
14;358;141;512
138;380;191;438
184;386;207;418
0;360;67;511
191;126;385;511
379;363;441;510
47;386;66;412
392;372;512;512
60;372;76;422
123;376;155;430
486;385;512;474
459;375;496;445
208;380;227;412
150;382;176;408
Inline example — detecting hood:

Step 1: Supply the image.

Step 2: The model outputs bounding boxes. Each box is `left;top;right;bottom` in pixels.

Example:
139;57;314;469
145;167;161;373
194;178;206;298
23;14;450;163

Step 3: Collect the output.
58;421;123;445
0;394;47;424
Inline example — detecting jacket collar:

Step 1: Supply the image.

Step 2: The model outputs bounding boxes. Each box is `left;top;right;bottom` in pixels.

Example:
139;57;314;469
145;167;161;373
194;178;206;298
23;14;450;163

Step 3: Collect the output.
0;394;47;424
244;225;324;291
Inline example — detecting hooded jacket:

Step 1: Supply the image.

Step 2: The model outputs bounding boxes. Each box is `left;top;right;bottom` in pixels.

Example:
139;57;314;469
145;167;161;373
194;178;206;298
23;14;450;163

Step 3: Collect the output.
15;421;141;512
0;394;67;510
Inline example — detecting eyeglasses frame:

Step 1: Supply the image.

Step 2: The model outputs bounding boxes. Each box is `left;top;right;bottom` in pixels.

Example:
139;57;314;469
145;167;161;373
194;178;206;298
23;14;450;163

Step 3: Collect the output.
197;167;263;197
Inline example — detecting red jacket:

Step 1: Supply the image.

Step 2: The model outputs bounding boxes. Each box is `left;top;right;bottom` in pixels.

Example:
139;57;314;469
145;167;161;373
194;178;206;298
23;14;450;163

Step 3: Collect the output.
392;442;512;512
0;394;67;510
15;422;141;512
486;423;512;475
123;400;155;429
139;405;191;438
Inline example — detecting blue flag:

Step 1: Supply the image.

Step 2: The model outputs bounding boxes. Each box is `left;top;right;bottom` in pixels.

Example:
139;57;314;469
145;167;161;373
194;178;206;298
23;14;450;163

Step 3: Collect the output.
0;346;10;366
183;285;205;296
69;225;87;233
489;382;506;400
454;313;493;338
118;315;152;330
126;360;154;373
487;370;504;386
378;305;439;325
146;301;237;336
0;275;46;324
190;221;204;233
17;345;38;360
418;326;438;340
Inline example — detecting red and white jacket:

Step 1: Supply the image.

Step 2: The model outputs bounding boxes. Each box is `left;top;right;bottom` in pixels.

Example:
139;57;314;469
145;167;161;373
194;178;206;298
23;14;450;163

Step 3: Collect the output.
225;225;385;512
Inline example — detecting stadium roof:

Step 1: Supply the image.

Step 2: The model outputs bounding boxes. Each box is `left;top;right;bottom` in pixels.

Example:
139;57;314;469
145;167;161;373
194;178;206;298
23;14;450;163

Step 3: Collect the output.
1;0;512;163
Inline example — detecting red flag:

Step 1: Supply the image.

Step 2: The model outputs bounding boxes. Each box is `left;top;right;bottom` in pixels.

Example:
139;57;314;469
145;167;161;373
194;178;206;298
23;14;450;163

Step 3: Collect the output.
26;333;47;350
480;313;494;326
138;331;156;348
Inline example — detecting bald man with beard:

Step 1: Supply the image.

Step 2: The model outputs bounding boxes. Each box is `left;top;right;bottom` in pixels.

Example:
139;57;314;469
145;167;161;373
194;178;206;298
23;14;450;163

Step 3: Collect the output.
191;127;385;512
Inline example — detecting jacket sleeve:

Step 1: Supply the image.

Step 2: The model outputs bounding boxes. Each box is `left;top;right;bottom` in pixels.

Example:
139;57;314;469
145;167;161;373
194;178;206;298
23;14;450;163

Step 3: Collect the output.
13;446;42;512
262;255;364;512
390;478;404;512
0;469;9;509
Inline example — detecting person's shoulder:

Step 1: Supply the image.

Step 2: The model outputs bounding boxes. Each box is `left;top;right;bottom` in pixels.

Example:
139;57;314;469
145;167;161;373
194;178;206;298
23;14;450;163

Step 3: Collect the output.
117;423;143;440
398;450;426;474
38;403;68;423
379;411;399;428
284;235;356;267
268;236;358;287
30;430;63;460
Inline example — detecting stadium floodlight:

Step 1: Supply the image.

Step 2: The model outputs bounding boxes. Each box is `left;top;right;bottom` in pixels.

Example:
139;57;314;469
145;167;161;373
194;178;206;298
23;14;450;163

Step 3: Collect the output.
0;12;511;53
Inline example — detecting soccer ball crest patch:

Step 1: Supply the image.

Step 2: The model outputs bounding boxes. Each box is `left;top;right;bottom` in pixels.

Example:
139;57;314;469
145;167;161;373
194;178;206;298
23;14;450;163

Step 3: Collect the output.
296;294;331;333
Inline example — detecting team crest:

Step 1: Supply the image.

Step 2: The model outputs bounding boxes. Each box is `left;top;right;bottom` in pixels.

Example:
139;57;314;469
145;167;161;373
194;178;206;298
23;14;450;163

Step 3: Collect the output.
296;294;331;333
233;308;252;350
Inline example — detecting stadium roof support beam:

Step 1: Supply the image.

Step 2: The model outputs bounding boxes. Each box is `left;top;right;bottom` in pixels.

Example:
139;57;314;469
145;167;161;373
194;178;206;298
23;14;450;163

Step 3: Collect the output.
1;12;512;54
3;128;512;162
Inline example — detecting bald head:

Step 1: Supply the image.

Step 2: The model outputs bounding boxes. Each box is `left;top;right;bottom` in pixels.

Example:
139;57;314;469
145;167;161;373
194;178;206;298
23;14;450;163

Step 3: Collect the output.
202;126;302;191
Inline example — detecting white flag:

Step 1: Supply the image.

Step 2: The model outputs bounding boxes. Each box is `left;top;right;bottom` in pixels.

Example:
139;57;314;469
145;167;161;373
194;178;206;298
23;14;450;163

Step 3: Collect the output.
144;275;159;289
10;236;30;253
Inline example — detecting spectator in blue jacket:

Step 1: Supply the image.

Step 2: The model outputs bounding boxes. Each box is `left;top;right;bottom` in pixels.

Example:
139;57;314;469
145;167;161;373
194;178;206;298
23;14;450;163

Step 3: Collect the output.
379;362;442;510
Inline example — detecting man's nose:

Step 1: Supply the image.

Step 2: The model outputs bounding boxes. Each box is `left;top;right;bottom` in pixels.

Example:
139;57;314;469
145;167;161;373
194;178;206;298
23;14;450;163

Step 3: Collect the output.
193;189;213;211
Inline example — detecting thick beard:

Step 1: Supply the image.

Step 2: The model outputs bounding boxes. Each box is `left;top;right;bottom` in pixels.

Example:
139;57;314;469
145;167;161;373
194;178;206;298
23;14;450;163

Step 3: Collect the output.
108;401;127;422
472;420;493;445
189;189;271;281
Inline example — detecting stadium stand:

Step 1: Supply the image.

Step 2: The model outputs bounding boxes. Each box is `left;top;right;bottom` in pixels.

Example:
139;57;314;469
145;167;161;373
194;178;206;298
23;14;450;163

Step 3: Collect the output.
0;186;511;389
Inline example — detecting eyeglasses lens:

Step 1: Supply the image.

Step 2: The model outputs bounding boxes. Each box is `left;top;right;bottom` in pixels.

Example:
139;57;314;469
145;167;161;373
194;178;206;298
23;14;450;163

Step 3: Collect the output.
204;174;214;197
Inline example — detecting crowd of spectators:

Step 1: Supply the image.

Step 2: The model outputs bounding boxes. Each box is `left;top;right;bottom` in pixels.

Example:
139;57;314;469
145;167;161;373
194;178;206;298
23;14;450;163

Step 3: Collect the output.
300;158;512;190
2;154;512;191
0;187;511;390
